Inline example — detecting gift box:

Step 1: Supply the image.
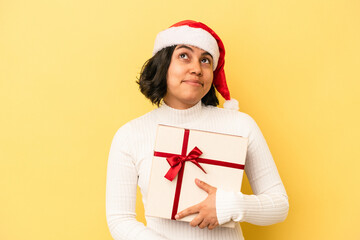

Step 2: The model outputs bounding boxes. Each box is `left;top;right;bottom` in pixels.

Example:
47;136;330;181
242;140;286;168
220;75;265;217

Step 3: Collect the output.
145;124;248;228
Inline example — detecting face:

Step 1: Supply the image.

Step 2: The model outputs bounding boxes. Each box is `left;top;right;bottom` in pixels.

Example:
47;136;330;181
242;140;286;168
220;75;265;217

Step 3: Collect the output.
163;45;214;109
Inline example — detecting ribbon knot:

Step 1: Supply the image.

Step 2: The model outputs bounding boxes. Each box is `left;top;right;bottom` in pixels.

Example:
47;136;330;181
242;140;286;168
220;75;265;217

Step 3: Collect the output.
164;146;207;181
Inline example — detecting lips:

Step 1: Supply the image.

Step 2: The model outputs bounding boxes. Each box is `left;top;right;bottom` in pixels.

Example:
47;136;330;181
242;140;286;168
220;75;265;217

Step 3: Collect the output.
181;80;204;86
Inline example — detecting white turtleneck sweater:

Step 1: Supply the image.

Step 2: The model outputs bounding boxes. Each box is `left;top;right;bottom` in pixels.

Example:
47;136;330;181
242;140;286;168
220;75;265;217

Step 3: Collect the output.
106;101;289;240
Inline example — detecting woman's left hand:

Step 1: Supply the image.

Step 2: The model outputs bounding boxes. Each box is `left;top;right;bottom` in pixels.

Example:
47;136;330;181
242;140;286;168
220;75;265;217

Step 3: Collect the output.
175;178;219;230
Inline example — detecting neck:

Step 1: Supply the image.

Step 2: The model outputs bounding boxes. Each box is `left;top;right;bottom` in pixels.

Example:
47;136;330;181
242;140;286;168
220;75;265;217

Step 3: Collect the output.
162;99;200;110
155;100;208;126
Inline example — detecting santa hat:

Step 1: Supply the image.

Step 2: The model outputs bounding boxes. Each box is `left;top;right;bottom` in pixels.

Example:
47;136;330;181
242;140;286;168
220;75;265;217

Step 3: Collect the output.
153;20;239;110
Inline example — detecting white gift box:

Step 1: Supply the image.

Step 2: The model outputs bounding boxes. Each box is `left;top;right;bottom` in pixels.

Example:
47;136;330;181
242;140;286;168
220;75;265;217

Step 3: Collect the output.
145;124;248;228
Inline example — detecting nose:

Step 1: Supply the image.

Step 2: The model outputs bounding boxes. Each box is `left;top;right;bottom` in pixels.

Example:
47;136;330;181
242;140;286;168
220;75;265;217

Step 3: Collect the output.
190;60;202;77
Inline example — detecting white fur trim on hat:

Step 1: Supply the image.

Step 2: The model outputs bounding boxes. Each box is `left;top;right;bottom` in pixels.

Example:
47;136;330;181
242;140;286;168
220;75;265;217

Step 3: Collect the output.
153;26;220;70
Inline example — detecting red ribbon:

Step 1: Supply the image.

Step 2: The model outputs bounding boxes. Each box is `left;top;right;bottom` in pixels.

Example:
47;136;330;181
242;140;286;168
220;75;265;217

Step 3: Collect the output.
164;146;206;181
153;128;245;220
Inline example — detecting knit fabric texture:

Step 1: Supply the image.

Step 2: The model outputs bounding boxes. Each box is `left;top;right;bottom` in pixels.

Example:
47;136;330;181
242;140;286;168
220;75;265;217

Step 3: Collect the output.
106;101;289;240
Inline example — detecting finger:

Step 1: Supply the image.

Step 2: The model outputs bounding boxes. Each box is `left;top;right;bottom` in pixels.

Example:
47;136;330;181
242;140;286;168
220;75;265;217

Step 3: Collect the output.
175;204;200;219
208;221;219;230
208;224;217;230
190;214;204;227
195;178;216;194
198;219;210;229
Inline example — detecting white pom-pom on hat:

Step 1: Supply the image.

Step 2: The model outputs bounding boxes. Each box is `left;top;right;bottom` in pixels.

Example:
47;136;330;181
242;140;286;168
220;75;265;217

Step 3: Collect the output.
223;98;239;111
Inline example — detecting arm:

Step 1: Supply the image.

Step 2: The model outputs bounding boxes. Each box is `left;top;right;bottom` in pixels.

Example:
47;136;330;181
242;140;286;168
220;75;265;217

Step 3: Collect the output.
106;126;169;240
216;115;289;225
175;115;289;228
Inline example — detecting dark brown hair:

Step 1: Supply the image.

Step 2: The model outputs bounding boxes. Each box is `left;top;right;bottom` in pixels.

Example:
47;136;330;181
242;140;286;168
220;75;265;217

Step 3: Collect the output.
137;46;219;107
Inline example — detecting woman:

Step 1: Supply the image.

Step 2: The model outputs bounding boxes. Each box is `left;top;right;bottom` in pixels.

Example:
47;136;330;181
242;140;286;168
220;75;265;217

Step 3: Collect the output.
106;20;289;240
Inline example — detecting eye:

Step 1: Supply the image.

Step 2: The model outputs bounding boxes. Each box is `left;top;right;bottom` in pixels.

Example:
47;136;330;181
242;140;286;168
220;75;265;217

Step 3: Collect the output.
179;53;189;59
201;57;211;64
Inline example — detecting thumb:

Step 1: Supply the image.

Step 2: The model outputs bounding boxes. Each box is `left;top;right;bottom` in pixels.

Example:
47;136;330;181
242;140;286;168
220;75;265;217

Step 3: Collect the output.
195;178;216;194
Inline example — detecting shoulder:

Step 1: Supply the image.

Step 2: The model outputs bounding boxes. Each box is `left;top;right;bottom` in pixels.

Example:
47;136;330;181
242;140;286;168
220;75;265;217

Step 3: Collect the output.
112;109;158;141
204;105;257;126
200;105;259;137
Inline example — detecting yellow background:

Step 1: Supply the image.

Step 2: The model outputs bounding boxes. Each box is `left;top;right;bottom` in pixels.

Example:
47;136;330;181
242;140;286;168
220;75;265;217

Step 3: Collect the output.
1;0;359;239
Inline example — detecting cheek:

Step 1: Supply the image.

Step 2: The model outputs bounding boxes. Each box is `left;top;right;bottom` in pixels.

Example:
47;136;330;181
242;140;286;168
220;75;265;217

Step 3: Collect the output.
205;71;214;86
168;64;184;79
167;63;179;81
166;71;177;89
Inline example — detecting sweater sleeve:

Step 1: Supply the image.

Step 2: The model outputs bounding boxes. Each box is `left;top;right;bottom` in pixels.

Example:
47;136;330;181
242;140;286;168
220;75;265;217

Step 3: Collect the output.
106;126;169;240
216;115;289;226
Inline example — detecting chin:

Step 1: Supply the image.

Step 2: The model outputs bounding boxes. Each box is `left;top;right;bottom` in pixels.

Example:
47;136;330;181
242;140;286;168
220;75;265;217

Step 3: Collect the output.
181;95;202;104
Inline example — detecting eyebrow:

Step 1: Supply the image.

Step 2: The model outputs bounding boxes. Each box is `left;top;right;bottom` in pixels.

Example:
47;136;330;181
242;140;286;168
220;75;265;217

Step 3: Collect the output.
176;45;213;59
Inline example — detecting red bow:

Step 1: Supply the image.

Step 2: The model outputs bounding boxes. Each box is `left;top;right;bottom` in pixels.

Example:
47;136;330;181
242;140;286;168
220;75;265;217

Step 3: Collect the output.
165;147;207;181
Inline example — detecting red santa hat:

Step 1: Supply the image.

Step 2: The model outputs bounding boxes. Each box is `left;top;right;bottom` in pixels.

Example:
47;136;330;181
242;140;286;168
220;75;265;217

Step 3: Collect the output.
153;20;239;110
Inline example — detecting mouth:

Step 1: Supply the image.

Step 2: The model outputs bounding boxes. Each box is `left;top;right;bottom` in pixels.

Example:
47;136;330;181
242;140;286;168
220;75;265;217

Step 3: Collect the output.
181;80;204;87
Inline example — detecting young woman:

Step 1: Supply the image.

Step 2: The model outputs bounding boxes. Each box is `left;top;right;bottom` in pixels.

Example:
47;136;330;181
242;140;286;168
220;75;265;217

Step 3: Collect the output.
106;20;289;240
